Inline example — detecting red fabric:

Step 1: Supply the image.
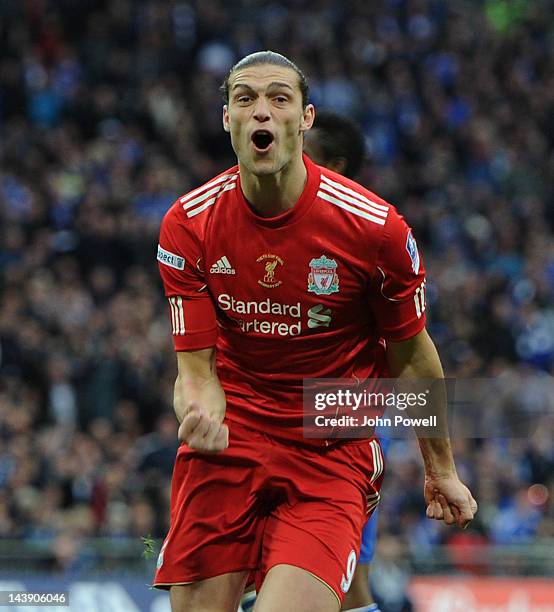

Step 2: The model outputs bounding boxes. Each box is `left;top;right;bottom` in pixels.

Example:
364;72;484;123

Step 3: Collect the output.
153;421;384;603
157;155;426;443
168;298;217;351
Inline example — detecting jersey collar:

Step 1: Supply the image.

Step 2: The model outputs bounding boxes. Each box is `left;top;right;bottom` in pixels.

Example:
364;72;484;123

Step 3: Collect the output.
236;154;321;228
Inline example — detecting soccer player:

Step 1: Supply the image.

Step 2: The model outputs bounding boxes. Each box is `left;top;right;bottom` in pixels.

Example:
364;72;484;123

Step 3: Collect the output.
240;113;388;612
154;51;477;612
239;112;382;612
304;112;385;612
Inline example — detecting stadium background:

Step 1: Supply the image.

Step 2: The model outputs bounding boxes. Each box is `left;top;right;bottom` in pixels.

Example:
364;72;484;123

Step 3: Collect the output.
0;0;553;610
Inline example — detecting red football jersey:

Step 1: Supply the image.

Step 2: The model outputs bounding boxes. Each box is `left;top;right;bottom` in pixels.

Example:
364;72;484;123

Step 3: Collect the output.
157;154;426;443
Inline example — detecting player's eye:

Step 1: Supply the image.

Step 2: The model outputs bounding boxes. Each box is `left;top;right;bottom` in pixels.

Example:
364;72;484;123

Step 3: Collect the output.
273;95;289;103
236;95;252;104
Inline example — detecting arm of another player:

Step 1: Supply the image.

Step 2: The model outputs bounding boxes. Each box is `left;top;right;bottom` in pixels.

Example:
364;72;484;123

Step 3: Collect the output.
175;349;229;453
386;330;477;528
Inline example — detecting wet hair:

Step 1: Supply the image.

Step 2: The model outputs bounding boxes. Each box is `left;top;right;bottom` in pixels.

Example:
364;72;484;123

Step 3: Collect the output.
220;51;309;108
311;111;366;178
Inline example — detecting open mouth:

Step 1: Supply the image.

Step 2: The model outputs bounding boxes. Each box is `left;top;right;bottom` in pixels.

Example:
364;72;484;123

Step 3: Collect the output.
251;130;274;152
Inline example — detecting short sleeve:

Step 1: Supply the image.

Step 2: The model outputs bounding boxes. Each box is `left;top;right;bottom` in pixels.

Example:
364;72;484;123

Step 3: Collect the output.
157;205;217;351
369;207;427;342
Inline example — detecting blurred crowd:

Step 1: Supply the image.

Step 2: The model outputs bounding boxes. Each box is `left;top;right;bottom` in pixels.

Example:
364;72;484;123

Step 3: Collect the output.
1;0;553;577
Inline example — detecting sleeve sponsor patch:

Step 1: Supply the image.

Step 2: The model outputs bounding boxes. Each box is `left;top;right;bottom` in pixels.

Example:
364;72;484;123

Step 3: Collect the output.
157;245;185;270
405;231;420;275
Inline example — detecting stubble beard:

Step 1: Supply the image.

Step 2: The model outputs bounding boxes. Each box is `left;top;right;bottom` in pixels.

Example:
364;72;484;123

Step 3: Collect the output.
243;153;283;178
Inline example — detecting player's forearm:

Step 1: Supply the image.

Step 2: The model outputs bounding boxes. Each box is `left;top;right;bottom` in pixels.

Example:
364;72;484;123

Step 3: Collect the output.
174;375;226;424
174;348;226;423
417;437;456;477
386;329;456;476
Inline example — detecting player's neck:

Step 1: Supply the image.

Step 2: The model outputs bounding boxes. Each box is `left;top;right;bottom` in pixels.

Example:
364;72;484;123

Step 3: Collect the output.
239;154;307;218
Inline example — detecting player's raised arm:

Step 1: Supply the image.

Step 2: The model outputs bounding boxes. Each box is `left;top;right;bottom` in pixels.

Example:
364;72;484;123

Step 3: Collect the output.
175;349;228;453
386;329;477;529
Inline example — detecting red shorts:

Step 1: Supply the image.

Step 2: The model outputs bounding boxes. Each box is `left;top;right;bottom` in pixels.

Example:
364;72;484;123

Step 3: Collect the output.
153;420;384;604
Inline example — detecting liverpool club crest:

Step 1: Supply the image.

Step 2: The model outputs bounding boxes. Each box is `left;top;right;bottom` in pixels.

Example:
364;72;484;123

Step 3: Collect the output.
308;255;339;295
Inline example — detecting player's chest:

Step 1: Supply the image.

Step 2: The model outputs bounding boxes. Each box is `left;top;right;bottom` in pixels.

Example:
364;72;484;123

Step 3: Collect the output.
203;224;371;312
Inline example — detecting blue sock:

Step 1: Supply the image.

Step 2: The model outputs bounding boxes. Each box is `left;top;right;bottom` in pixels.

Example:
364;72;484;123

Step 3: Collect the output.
239;591;257;612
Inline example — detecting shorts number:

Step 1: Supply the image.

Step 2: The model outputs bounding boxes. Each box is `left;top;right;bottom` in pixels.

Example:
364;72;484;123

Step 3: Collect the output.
340;549;357;593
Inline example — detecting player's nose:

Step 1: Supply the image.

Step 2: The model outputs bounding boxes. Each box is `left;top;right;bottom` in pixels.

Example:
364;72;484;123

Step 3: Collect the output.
253;97;271;122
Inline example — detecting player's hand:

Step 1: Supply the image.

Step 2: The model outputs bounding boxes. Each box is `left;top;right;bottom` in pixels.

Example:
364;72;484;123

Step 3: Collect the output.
424;474;477;529
178;409;229;453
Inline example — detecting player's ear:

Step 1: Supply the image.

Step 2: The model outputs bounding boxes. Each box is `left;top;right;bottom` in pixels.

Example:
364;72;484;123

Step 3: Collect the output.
222;105;230;132
299;104;315;133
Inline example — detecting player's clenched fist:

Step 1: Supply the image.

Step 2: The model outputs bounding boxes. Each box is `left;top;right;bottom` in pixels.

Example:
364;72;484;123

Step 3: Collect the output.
172;350;228;453
424;474;477;529
178;410;229;453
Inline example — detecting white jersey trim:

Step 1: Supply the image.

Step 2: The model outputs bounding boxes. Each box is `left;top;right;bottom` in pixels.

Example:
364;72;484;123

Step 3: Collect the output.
186;177;237;218
376;266;402;302
179;172;237;205
169;296;185;335
321;174;389;212
319;180;388;219
369;439;384;483
366;491;381;514
183;183;229;210
318;190;386;225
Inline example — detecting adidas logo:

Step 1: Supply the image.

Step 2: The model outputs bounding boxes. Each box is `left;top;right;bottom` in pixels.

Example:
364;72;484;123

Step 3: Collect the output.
210;256;236;275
